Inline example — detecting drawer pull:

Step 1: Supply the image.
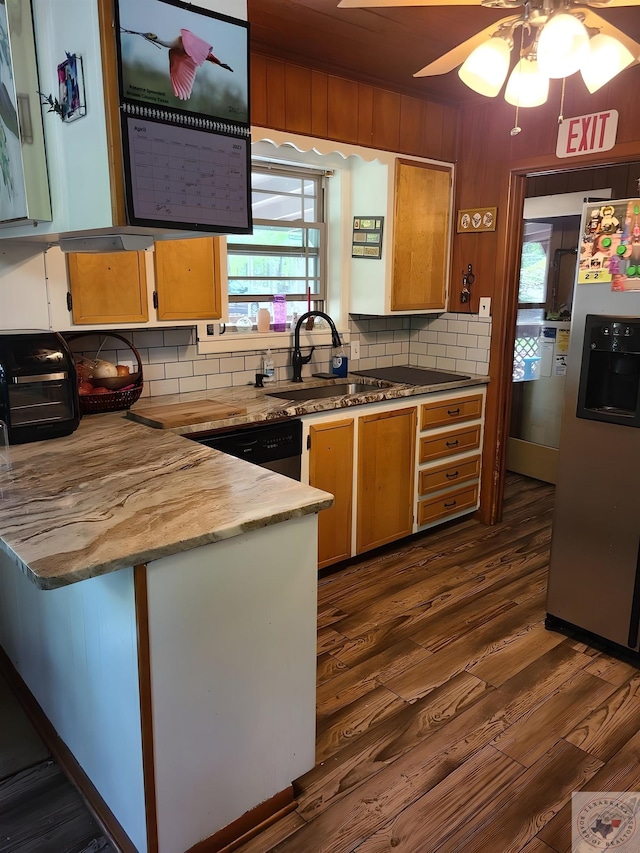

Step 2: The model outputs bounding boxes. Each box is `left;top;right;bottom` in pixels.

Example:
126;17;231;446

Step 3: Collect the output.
447;408;460;416
446;471;459;479
445;440;459;448
444;500;457;508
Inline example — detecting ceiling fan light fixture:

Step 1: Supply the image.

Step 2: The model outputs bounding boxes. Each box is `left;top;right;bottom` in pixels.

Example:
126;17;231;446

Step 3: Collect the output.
580;33;635;94
458;36;511;97
504;57;549;108
537;13;590;79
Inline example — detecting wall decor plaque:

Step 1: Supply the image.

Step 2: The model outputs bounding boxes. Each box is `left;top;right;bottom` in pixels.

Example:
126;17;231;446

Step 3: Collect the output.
457;207;497;233
352;216;384;259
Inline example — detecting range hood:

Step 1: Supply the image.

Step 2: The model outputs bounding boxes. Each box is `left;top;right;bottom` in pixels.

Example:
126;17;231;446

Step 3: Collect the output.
0;0;250;252
57;235;155;254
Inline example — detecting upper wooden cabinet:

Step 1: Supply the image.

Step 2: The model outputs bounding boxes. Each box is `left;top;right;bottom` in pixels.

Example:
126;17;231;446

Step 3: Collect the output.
63;237;222;327
348;155;453;316
154;237;222;321
391;160;452;311
67;251;149;325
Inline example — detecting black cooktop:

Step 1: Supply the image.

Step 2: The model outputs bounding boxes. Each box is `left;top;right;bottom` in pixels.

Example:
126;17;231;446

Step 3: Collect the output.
352;366;470;386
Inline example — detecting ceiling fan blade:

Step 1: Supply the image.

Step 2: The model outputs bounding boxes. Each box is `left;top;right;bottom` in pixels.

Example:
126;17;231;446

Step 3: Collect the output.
580;7;640;57
338;0;484;7
584;0;640;6
414;14;519;77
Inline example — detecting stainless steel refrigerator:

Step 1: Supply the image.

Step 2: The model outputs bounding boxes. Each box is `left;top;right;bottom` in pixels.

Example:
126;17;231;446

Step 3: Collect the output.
546;198;640;654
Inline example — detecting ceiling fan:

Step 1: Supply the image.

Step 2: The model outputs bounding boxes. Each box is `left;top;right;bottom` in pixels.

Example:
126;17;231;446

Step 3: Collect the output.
336;0;640;104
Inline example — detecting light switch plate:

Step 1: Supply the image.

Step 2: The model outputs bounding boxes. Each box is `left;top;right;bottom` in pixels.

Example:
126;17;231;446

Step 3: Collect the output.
479;297;491;318
351;340;360;360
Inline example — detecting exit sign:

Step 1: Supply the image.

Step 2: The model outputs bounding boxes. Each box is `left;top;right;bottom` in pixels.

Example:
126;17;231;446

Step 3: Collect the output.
556;110;618;159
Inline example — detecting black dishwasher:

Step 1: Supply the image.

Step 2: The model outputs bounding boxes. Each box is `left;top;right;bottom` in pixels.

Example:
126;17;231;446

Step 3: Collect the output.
187;419;303;480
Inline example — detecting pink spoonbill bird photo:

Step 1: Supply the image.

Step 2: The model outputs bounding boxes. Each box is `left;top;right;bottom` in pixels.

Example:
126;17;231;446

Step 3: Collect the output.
116;0;248;123
120;27;233;101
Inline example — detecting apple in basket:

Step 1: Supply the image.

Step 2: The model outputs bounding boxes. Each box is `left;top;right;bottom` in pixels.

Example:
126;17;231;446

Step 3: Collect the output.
91;386;112;395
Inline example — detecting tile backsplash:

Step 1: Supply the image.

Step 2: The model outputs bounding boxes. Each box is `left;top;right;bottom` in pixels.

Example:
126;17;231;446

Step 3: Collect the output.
67;312;491;398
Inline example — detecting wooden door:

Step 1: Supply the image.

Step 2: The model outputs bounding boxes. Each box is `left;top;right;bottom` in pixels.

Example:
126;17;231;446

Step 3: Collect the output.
67;252;149;324
308;418;354;569
391;160;451;311
154;237;222;320
356;406;416;553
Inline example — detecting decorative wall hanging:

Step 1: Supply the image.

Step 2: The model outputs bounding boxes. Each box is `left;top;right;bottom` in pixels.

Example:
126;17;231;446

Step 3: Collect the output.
39;53;86;122
352;216;384;259
456;207;497;233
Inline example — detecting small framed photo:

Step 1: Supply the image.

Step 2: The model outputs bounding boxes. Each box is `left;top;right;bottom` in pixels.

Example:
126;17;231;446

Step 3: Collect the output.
57;54;86;122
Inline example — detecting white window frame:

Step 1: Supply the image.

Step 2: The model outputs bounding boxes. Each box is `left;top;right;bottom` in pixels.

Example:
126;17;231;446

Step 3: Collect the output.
226;162;328;321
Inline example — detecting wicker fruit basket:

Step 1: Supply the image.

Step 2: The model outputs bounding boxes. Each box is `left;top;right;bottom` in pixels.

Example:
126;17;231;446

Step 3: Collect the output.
67;332;144;415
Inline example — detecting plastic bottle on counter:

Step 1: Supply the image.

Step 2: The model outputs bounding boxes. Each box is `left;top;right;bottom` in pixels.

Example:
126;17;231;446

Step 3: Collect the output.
273;294;287;332
331;346;348;378
262;349;275;382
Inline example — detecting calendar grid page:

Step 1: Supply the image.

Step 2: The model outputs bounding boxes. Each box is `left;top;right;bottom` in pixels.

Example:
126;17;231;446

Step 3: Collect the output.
122;115;251;233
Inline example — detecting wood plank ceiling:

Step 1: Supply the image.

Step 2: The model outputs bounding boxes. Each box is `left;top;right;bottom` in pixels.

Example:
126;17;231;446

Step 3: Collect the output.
247;0;640;105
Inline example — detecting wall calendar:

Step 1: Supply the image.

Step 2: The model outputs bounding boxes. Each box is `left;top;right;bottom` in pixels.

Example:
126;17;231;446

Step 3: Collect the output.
115;0;252;234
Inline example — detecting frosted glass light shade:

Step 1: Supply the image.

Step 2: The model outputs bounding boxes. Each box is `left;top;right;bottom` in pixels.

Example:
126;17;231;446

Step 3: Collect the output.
505;57;550;107
458;37;511;97
580;33;634;93
537;14;590;79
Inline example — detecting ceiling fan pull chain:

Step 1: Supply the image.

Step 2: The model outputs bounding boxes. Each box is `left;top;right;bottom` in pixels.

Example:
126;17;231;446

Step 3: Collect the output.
510;104;521;137
558;77;566;125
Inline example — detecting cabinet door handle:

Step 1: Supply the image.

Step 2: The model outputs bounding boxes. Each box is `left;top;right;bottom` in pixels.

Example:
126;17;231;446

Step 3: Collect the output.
446;471;459;479
445;440;459;448
444;500;457;508
447;408;460;416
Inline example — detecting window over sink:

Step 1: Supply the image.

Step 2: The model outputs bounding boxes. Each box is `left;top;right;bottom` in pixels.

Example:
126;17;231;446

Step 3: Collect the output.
225;163;328;333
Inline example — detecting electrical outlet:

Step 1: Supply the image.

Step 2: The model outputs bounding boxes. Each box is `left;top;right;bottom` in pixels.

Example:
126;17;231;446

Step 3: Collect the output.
351;339;360;360
479;297;491;318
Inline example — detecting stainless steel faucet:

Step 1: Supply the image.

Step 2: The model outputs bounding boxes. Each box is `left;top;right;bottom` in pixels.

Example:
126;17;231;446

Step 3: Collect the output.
291;311;342;382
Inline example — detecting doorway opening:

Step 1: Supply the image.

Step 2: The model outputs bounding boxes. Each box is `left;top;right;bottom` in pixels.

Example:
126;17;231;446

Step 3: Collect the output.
506;162;640;485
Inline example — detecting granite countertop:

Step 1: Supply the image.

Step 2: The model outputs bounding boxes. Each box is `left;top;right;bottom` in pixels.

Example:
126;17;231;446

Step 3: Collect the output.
127;371;489;436
0;415;333;590
0;370;487;591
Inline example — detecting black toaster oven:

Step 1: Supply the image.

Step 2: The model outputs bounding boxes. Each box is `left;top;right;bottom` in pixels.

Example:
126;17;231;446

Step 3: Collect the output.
0;330;80;444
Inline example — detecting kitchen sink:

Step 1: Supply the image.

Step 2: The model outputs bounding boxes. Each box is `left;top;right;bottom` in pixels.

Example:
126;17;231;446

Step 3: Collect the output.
266;382;386;402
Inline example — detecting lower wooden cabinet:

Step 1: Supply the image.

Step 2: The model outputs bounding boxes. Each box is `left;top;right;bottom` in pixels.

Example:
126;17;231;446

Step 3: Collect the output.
419;424;481;464
302;386;485;569
416;388;485;531
308;418;354;570
418;455;481;496
356;406;416;553
417;483;479;527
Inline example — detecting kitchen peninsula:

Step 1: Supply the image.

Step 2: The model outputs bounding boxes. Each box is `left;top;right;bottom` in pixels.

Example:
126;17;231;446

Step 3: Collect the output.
0;369;487;852
0;413;332;853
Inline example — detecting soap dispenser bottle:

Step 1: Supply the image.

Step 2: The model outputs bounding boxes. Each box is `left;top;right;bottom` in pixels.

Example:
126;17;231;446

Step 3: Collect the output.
262;349;275;382
332;345;348;378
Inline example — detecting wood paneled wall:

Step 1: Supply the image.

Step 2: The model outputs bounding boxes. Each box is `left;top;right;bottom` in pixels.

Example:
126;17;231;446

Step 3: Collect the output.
250;52;458;162
249;50;640;524
451;66;640;522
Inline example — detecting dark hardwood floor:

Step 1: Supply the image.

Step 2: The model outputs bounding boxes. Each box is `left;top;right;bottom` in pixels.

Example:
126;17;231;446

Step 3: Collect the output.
3;474;638;852
236;473;640;853
0;668;115;852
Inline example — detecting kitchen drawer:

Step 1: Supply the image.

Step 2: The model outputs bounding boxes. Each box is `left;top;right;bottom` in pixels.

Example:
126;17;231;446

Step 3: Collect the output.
417;483;479;526
420;393;483;431
418;455;480;496
419;424;481;464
